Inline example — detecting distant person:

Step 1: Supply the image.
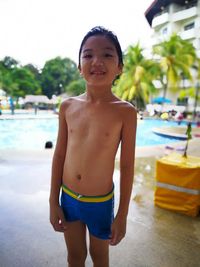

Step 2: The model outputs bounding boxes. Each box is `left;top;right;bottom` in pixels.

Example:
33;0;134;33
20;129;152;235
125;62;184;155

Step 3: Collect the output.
9;97;15;115
49;26;137;267
171;109;177;117
175;112;184;125
34;103;38;115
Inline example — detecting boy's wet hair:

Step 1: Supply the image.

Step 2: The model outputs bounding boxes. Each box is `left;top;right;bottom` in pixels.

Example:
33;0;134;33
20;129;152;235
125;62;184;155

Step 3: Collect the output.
78;26;123;68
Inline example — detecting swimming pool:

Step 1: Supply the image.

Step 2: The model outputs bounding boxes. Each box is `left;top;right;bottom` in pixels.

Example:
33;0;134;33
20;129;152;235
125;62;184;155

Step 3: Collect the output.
0;117;186;150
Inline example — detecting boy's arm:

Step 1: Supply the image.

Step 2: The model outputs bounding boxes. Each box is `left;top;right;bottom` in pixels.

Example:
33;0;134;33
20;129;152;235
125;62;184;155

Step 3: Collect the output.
49;101;68;232
110;105;137;245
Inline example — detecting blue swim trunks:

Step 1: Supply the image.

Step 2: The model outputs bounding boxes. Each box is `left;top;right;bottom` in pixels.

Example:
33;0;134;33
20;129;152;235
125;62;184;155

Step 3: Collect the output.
60;184;114;240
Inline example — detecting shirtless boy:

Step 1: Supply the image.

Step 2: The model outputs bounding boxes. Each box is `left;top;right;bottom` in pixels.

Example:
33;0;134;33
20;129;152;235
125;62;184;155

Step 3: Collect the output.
49;26;137;267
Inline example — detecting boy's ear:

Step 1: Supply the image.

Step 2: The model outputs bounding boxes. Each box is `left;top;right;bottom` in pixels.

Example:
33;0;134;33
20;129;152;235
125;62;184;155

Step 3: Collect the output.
78;65;82;75
118;64;123;75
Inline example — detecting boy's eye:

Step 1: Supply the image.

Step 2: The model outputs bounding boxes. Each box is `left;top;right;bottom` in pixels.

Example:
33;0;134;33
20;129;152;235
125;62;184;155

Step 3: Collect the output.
105;53;113;57
82;54;92;58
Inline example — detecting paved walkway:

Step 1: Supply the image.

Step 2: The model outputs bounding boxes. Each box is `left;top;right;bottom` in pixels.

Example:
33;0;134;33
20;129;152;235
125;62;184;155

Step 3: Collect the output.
0;139;200;266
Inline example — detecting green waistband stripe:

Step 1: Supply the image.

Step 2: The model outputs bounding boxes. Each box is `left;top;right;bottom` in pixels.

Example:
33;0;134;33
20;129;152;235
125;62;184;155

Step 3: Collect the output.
62;184;114;202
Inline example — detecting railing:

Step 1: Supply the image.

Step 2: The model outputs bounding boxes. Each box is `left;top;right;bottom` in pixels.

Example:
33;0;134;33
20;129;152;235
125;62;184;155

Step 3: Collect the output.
152;12;169;28
172;6;197;22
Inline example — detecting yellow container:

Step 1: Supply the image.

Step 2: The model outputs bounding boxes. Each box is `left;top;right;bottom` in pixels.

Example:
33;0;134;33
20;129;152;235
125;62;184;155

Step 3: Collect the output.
155;153;200;216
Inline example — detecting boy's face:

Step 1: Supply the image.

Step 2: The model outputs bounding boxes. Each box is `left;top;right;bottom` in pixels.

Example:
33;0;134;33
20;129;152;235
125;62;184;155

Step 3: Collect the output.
79;35;122;87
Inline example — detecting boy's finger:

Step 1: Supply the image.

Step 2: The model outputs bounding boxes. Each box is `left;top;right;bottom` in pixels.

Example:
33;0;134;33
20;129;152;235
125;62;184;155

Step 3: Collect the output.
60;216;68;229
53;221;66;232
58;209;67;229
110;231;124;246
109;229;117;245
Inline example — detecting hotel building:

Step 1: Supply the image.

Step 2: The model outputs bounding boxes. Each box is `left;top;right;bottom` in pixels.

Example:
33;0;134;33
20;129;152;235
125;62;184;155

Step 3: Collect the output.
145;0;200;56
145;0;200;110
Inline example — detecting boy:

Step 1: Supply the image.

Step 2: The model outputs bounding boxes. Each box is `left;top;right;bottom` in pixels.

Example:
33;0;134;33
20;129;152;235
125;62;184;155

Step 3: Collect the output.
49;26;137;267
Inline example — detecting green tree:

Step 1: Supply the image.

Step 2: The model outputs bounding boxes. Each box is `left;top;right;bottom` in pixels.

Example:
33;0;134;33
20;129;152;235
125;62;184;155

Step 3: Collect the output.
24;64;41;81
2;56;19;69
0;58;41;97
0;57;19;93
40;57;80;98
66;78;86;96
113;44;160;109
10;67;41;97
153;34;196;99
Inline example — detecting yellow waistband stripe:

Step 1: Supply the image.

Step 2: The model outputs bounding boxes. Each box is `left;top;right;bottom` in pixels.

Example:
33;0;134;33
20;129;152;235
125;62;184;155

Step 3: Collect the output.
62;184;114;203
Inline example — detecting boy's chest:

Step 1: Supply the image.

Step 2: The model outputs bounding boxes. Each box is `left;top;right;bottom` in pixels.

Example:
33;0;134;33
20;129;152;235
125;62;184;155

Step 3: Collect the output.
66;105;122;139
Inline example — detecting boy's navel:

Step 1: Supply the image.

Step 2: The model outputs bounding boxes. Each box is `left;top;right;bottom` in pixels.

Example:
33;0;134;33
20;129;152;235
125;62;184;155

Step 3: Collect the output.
76;174;81;180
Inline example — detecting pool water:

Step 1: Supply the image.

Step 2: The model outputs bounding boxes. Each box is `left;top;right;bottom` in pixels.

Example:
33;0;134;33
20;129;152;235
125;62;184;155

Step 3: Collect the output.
0;118;186;150
136;119;184;147
0;118;58;150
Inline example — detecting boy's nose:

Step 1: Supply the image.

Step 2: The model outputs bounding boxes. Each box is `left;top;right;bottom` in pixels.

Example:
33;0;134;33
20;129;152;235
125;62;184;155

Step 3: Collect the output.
92;56;104;66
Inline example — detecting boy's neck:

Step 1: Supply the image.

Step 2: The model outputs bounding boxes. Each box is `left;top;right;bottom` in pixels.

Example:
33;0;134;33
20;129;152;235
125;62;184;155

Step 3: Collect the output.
84;86;115;103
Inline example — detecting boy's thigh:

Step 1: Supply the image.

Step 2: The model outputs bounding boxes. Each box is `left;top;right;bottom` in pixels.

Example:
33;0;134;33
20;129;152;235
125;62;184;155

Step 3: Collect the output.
64;221;87;255
89;234;109;264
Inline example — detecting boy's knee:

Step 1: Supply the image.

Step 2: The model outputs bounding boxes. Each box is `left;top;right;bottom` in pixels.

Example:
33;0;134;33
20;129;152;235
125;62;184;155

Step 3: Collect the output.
68;249;87;266
89;247;108;266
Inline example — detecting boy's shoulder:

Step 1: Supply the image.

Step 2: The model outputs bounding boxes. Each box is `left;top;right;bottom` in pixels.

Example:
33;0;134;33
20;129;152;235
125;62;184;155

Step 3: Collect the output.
112;97;137;114
60;95;83;108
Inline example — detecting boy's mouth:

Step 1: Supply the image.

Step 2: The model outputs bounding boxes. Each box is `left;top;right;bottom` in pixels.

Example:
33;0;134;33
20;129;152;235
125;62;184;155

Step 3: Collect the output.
90;70;106;75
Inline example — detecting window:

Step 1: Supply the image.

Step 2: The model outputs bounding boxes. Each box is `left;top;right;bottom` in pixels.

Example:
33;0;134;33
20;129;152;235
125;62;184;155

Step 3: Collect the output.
162;27;167;35
184;22;195;31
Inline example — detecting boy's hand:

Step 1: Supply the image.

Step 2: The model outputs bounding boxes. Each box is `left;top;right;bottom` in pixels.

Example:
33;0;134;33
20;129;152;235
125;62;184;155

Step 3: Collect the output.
50;204;67;232
109;215;127;246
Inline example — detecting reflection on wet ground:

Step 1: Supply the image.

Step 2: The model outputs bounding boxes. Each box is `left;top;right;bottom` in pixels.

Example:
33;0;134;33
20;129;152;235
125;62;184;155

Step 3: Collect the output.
114;157;200;267
0;151;200;267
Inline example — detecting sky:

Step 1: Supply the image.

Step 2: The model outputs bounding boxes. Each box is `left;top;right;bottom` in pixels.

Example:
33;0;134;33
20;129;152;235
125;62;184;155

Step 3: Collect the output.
0;0;153;68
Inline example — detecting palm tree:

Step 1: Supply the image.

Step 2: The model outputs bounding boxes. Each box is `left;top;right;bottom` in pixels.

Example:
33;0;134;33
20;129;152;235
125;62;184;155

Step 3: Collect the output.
113;44;160;110
153;34;196;100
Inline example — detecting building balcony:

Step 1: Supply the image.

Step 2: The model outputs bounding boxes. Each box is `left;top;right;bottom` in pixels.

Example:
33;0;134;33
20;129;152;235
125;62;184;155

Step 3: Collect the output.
179;28;196;40
152;12;169;28
172;6;197;22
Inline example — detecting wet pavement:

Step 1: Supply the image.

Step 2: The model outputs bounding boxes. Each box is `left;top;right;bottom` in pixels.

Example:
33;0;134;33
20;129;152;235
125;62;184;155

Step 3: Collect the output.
0;147;200;267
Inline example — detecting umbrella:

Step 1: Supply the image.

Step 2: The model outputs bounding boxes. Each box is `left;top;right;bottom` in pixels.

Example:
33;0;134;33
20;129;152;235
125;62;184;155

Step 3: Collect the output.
152;97;172;104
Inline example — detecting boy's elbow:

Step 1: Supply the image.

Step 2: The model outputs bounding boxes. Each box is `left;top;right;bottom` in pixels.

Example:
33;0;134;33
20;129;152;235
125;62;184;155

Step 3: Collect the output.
120;162;134;174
